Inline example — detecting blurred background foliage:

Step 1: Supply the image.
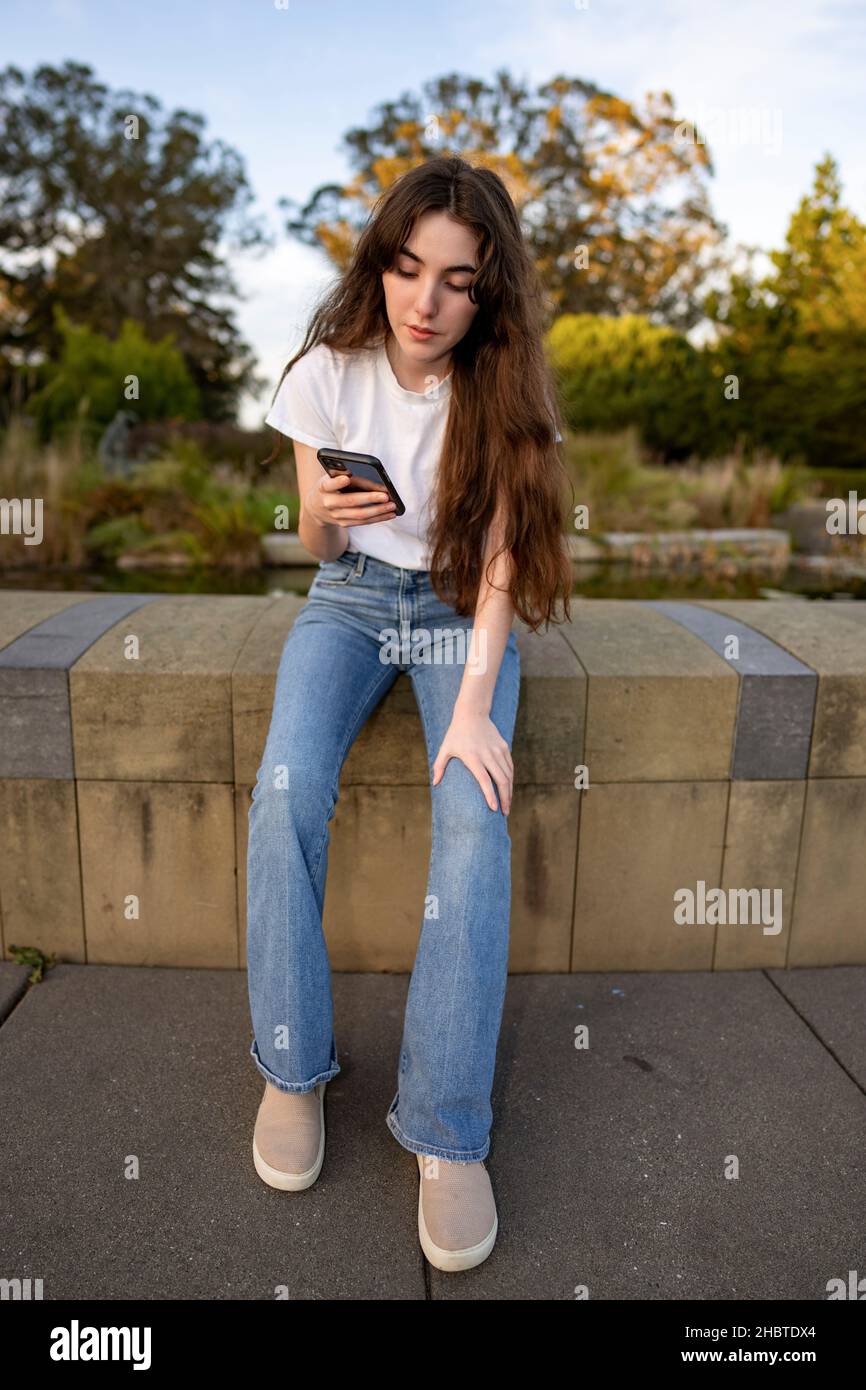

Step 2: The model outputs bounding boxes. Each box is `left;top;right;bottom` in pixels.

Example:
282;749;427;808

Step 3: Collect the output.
1;60;864;573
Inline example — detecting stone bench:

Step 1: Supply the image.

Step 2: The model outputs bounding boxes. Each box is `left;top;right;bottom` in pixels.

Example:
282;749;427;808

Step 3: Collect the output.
0;591;863;972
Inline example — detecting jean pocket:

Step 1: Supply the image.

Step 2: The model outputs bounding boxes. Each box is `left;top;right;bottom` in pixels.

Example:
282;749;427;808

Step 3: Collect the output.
316;553;357;586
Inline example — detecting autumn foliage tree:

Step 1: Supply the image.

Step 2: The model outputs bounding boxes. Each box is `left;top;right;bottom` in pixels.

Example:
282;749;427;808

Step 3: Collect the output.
281;69;727;330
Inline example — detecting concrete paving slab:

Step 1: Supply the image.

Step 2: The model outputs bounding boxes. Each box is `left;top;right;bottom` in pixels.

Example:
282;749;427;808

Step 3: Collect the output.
1;965;863;1300
0;964;426;1300
452;970;866;1300
766;966;866;1087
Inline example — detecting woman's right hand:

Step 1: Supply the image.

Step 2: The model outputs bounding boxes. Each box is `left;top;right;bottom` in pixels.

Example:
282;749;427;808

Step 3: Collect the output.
304;472;397;529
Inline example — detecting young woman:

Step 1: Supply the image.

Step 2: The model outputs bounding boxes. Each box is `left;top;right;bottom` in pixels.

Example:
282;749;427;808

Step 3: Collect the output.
246;154;572;1273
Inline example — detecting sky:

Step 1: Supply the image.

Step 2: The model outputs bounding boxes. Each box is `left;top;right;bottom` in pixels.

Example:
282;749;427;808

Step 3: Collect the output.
4;0;866;425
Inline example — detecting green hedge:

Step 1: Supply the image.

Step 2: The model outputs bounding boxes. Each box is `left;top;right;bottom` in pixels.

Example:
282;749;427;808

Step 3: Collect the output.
547;314;734;461
546;312;866;468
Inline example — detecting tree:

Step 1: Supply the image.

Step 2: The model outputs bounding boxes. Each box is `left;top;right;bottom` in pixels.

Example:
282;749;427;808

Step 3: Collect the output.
705;155;866;467
0;60;270;421
281;70;727;329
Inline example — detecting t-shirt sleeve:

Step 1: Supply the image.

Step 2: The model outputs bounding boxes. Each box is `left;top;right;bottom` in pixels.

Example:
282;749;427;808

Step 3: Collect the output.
264;347;337;448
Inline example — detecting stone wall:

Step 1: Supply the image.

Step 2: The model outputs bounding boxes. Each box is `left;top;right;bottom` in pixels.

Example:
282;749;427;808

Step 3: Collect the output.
0;592;863;971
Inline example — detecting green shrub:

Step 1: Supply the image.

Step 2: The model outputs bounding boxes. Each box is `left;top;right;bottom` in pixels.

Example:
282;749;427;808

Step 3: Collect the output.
26;308;200;443
547;314;732;460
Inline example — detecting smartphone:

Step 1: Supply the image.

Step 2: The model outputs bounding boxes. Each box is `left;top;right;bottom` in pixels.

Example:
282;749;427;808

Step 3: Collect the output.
317;447;406;517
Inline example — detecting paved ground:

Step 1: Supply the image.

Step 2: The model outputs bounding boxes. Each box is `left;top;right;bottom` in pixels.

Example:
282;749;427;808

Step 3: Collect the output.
1;961;863;1300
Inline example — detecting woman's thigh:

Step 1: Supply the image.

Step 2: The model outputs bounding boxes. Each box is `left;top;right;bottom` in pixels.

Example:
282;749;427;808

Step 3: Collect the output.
255;606;400;795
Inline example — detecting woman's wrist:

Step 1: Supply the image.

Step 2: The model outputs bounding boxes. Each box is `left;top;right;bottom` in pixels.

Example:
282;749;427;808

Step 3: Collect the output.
453;685;494;719
299;508;348;561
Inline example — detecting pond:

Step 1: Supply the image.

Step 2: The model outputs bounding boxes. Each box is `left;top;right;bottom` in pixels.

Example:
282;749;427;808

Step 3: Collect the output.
1;560;864;601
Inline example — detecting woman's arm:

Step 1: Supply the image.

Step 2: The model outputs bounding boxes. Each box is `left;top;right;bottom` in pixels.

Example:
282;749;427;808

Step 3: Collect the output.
431;500;516;814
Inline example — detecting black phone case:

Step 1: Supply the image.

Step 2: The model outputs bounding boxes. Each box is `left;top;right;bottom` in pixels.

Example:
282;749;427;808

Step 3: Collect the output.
316;448;406;516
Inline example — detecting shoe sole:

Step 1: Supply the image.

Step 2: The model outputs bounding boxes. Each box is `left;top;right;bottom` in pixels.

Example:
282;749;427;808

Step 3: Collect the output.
416;1152;498;1272
252;1082;326;1191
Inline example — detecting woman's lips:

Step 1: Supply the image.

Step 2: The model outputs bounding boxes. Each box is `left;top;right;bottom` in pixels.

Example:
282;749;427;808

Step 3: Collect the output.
407;325;437;340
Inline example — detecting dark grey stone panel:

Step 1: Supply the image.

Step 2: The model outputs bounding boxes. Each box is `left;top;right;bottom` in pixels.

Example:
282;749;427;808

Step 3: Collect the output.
0;595;164;778
640;601;817;779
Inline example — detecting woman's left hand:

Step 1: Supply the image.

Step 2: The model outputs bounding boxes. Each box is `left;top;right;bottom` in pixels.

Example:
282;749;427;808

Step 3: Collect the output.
431;710;514;815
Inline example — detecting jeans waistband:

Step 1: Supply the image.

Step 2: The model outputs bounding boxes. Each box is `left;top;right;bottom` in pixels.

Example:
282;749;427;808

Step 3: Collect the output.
344;548;433;581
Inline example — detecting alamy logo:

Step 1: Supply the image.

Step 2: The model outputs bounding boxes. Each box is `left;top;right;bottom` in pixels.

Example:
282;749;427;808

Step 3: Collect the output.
826;1269;866;1299
674;881;783;935
826;491;866;534
49;1320;152;1369
378;624;487;672
1;1276;43;1298
0;498;43;545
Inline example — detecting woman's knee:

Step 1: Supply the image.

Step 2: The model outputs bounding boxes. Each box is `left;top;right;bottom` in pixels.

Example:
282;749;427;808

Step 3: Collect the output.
250;763;336;829
431;762;511;840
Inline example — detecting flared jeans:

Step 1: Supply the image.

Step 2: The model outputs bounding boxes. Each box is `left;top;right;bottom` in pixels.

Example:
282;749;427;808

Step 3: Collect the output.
245;546;521;1161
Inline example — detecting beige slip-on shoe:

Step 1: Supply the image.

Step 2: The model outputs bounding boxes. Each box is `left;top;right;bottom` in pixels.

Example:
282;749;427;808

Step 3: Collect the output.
252;1080;326;1191
416;1151;498;1272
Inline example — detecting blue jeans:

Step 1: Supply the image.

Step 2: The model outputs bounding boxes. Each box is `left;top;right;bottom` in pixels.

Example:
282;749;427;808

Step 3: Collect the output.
246;546;521;1161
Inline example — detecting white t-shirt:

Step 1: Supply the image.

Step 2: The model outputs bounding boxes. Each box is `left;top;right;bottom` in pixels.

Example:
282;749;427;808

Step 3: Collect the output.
265;338;562;571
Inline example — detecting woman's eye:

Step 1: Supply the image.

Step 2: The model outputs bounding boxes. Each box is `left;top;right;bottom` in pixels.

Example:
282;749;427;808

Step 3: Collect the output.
393;266;469;293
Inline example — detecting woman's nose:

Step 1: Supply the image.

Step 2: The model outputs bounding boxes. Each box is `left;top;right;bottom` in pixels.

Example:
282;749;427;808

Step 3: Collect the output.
414;279;438;317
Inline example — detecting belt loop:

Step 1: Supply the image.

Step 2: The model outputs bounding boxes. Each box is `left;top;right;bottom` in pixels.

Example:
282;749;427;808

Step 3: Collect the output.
355;551;366;577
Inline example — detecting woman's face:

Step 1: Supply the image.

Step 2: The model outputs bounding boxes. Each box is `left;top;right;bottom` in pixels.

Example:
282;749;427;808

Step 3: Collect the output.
382;209;480;370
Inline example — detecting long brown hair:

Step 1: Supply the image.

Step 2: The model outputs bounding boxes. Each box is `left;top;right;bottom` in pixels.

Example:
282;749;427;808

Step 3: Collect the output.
268;155;572;631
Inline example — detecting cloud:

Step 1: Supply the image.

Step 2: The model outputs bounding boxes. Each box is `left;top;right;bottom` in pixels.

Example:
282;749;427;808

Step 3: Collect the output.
235;238;337;428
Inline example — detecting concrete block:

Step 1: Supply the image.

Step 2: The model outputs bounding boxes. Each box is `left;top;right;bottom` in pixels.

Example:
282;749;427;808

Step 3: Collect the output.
573;781;728;970
789;779;866;965
71;596;269;781
716;781;805;969
0;778;84;960
560;602;737;781
78;781;238;966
